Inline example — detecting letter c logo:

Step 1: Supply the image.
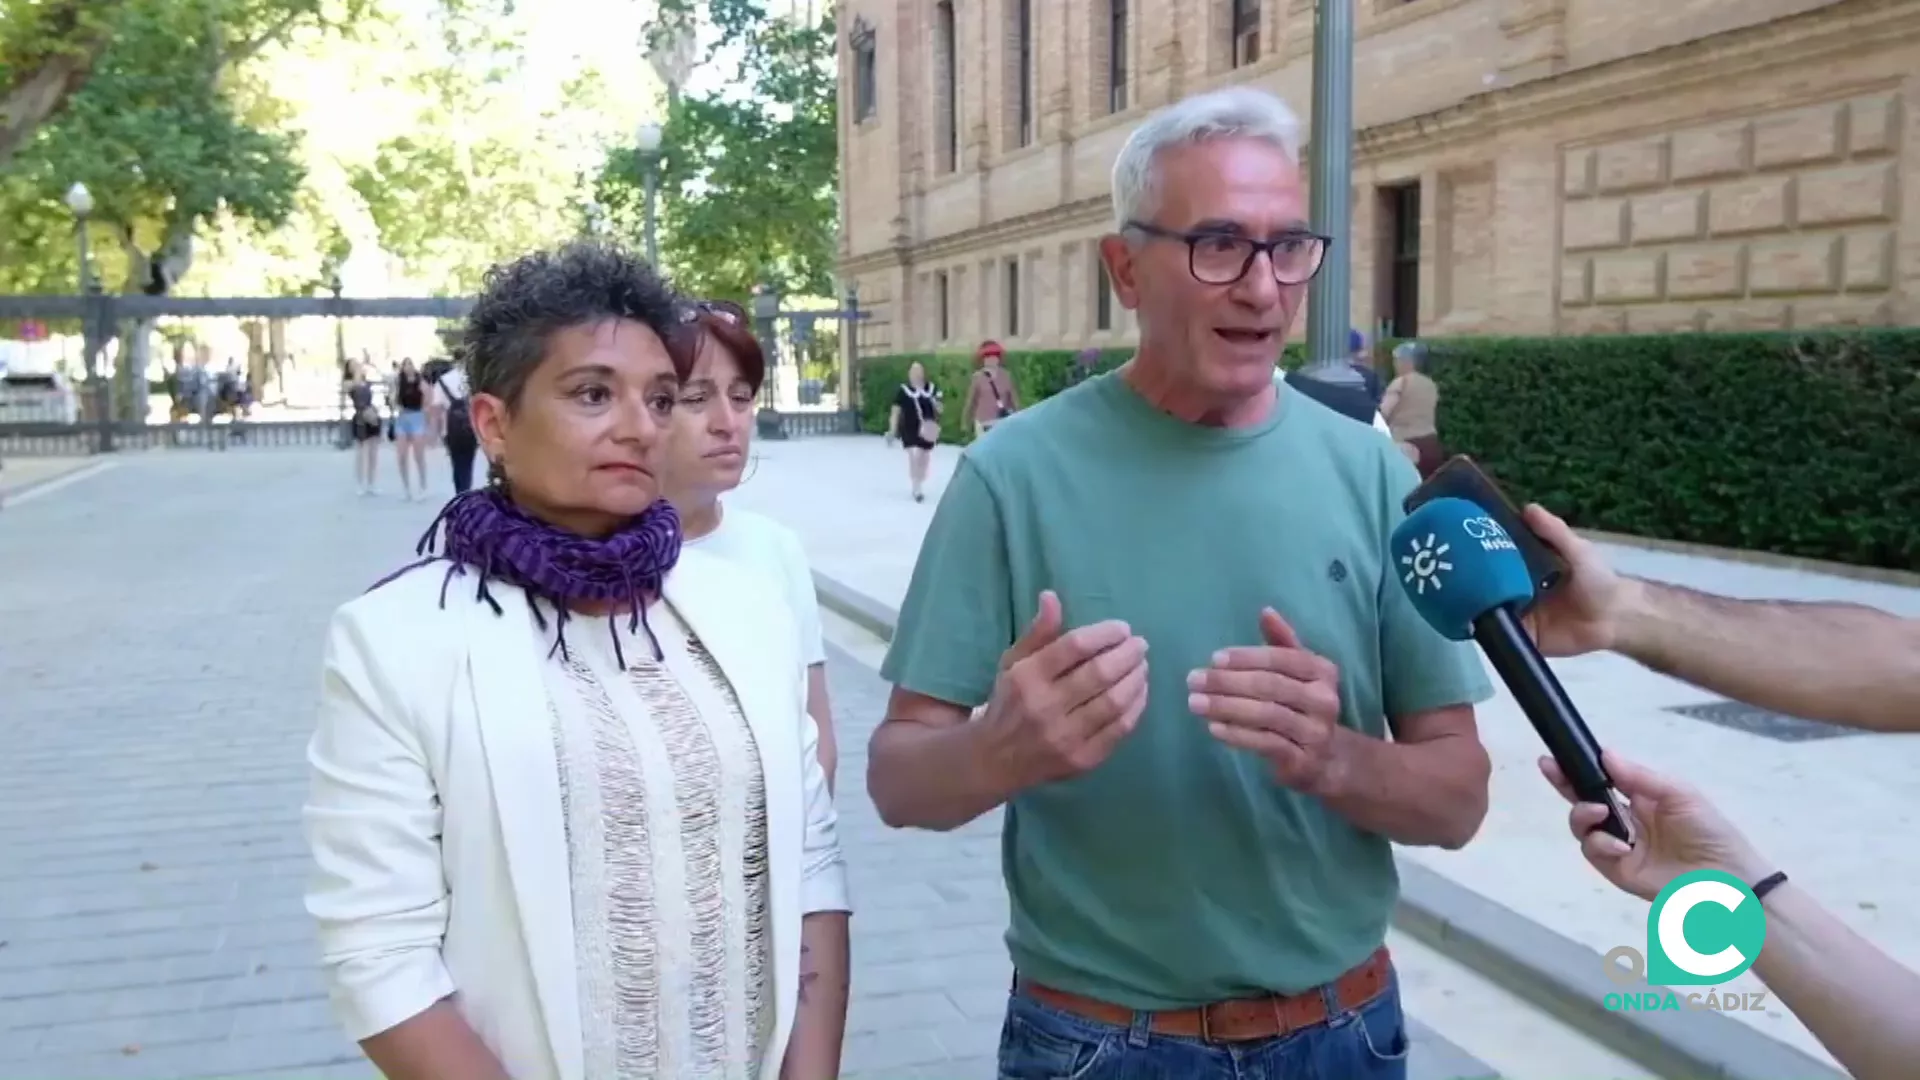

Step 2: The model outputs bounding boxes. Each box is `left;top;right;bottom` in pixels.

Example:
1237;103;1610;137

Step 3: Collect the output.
1657;879;1748;978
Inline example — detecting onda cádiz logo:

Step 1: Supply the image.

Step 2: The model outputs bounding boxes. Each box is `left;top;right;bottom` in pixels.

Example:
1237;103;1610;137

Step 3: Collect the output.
1400;534;1453;595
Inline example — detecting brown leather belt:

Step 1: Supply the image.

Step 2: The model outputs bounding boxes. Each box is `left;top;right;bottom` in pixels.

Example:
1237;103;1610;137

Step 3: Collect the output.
1017;947;1392;1043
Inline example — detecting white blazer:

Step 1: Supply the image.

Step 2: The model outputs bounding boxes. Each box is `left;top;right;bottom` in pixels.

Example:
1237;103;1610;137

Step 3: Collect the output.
303;545;850;1080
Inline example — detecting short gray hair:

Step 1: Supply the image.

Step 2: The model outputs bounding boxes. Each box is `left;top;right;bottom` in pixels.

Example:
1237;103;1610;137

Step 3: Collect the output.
1110;87;1305;230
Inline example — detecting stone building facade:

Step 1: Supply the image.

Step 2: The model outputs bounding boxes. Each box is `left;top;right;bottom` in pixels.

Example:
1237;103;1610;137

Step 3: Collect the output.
834;0;1920;355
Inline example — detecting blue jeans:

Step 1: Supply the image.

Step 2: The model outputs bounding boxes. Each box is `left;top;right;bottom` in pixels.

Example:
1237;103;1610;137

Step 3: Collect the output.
997;977;1410;1080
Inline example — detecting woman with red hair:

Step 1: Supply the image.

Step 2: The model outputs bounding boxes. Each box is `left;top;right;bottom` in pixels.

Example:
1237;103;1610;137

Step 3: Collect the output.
657;299;839;790
964;340;1020;440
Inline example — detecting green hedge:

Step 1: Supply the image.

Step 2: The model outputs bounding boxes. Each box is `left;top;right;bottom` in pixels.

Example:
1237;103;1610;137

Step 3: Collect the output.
857;343;1335;445
858;349;1128;445
855;330;1920;572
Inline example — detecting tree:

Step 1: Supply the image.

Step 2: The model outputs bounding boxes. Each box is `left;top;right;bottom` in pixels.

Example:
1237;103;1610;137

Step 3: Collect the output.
598;1;839;303
0;0;428;413
347;9;618;296
2;1;333;412
0;0;131;168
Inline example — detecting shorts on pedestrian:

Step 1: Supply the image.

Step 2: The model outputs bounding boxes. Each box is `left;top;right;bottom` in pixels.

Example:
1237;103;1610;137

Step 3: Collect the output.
393;409;428;439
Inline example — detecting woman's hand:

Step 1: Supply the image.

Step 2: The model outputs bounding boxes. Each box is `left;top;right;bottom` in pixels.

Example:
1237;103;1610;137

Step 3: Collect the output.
1539;751;1771;903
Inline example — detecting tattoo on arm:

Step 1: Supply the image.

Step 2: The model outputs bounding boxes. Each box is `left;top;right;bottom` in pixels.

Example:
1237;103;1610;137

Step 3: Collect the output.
798;941;818;1002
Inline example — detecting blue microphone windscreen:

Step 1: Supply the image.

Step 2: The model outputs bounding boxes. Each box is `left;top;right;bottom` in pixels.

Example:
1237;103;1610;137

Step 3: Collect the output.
1390;496;1537;641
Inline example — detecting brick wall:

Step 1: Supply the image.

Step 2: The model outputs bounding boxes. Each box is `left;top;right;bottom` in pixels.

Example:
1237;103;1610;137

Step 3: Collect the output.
837;0;1920;351
1560;92;1906;332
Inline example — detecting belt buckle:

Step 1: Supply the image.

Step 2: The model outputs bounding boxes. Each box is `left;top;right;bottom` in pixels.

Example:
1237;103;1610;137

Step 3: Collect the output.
1194;997;1291;1044
1271;995;1294;1038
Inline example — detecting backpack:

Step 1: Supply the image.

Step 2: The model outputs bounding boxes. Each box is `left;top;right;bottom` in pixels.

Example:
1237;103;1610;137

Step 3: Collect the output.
444;385;472;438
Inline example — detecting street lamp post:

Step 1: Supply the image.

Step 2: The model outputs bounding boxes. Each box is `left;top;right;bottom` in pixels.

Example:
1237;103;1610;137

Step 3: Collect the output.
752;284;787;440
330;273;348;424
65;183;93;290
1305;0;1356;366
65;182;112;452
839;282;861;416
635;121;664;268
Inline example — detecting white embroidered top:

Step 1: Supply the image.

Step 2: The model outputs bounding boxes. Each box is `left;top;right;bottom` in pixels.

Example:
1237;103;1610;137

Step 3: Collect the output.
540;602;775;1078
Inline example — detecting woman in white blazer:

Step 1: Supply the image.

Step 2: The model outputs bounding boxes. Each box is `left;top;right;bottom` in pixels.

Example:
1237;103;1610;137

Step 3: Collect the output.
304;242;852;1080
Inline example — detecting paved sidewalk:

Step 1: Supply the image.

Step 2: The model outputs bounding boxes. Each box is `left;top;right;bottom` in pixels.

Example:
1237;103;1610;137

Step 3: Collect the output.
0;452;1017;1079
0;455;104;500
0;450;1505;1079
0;452;406;1078
727;433;1920;1068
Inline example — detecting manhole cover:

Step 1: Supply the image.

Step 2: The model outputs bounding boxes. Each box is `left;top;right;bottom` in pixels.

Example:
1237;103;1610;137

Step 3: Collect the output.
1665;700;1856;742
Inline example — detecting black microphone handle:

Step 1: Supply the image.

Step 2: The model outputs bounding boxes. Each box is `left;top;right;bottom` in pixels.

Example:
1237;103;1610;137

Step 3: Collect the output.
1473;605;1633;844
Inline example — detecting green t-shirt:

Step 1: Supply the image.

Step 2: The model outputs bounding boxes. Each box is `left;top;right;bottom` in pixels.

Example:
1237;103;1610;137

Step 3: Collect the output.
879;370;1494;1009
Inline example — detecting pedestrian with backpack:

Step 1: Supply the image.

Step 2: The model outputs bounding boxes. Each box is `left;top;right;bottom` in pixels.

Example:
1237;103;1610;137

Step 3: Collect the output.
430;359;479;494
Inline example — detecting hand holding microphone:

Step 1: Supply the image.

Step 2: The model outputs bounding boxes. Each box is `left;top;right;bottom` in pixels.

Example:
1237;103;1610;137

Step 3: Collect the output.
1539;751;1771;903
1390;497;1633;844
1517;503;1638;658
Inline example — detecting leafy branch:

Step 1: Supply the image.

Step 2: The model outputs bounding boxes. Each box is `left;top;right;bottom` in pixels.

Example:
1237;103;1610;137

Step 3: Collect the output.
603;3;839;301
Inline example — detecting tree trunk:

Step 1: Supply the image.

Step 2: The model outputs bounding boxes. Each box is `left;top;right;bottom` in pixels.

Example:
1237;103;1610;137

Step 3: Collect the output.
114;222;197;423
0;0;127;167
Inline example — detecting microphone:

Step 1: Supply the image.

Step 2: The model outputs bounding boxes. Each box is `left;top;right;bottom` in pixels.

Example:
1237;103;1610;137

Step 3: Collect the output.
1390;497;1633;844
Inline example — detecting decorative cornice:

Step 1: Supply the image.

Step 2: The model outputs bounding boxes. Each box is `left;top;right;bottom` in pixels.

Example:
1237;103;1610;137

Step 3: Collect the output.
1370;0;1476;37
1496;0;1567;37
841;196;1113;275
842;0;1917;275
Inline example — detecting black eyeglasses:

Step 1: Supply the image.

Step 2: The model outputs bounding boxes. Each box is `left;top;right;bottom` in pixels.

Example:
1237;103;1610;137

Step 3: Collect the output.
1122;220;1332;286
681;299;747;325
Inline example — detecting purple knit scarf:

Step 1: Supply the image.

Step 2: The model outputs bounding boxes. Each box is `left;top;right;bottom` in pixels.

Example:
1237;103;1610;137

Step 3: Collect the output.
370;487;684;668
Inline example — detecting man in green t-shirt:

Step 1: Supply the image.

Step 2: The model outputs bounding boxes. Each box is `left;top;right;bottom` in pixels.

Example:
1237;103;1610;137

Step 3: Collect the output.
868;85;1496;1079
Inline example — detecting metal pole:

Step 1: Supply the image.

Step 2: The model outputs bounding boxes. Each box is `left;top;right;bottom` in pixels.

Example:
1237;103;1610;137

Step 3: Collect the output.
330;278;349;422
839;286;860;422
1305;0;1355;366
74;217;112;453
642;159;659;268
86;285;113;453
752;286;787;439
76;218;91;292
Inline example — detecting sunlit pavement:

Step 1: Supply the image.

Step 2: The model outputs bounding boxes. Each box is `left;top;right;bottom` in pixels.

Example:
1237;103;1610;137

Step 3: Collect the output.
726;433;1920;1071
0;449;1506;1078
5;442;1905;1076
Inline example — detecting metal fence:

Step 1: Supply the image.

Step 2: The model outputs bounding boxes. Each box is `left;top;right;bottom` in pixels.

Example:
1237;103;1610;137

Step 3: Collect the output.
747;305;865;441
0;418;344;457
0;291;870;456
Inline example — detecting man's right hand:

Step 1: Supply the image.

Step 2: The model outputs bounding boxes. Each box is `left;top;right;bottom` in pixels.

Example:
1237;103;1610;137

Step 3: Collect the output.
982;590;1150;788
1521;504;1638;658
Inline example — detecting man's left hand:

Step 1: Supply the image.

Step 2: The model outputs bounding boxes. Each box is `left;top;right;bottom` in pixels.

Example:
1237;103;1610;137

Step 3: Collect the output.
1190;608;1347;794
